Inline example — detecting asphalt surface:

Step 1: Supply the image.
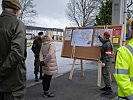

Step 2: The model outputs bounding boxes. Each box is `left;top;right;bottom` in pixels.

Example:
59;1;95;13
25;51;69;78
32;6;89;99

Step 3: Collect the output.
26;68;117;100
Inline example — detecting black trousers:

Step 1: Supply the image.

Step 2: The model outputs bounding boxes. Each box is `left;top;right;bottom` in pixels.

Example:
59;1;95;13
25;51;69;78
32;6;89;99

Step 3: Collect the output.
102;61;112;87
34;57;40;75
42;74;52;91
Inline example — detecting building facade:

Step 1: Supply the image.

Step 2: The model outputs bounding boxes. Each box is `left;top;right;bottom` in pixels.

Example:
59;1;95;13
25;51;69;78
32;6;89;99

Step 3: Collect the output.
26;26;64;41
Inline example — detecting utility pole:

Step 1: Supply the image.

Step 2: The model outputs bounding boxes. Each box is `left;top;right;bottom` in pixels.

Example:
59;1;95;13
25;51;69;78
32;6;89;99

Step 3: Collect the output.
112;0;127;45
123;0;127;45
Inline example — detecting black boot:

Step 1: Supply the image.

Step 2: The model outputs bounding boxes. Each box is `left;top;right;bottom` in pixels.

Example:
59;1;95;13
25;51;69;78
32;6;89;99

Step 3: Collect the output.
108;87;112;92
39;75;43;80
35;74;39;82
102;87;112;95
100;86;108;91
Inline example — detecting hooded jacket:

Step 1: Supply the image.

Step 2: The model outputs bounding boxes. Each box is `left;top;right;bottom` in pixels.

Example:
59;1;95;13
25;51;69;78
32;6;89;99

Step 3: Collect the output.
39;35;58;75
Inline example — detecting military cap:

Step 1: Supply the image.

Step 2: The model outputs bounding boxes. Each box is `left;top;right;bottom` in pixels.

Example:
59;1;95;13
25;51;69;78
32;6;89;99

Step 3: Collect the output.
2;0;21;10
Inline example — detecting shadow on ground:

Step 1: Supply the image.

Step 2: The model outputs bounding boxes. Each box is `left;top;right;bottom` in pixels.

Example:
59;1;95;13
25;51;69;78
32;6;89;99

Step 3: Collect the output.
26;69;117;100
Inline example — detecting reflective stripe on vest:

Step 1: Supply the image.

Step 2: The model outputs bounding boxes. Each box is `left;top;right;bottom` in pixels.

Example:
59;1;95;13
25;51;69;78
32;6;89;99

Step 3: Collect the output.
115;69;128;74
125;44;133;82
125;44;133;55
115;69;133;82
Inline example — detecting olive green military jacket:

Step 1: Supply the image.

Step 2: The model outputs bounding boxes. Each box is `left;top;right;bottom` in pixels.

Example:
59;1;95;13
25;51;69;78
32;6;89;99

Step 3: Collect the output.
0;10;26;92
98;37;113;63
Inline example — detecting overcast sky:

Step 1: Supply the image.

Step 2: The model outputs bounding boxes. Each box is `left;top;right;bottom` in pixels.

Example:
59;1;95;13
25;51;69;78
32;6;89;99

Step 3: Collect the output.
0;0;70;29
34;0;70;29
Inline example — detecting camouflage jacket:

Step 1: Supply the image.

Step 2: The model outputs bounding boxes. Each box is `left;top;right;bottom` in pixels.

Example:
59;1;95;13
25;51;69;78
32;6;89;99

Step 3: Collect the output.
0;10;26;92
99;37;113;63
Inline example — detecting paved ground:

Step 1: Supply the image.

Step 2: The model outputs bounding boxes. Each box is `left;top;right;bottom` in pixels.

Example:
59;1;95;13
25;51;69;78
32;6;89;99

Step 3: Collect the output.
26;68;117;100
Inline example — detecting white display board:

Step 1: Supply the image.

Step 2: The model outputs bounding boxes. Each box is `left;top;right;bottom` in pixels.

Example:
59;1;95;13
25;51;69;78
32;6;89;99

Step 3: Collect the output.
71;29;93;47
65;29;72;40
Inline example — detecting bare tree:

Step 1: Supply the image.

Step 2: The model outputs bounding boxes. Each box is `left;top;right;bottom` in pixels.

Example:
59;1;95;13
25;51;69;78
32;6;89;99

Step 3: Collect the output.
19;0;37;25
126;0;133;19
127;0;133;8
66;0;102;27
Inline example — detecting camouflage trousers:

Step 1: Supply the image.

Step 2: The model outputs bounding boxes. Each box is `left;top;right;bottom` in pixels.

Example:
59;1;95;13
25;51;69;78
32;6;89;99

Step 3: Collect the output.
102;61;112;87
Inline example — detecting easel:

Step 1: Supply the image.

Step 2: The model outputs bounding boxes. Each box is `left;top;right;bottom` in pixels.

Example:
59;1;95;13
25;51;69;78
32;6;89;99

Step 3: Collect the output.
69;46;84;80
69;58;102;87
97;61;102;87
62;25;123;87
69;59;84;80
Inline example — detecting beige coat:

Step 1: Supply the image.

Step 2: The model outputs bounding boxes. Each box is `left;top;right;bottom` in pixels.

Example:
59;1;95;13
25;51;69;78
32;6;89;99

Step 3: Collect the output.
39;35;58;75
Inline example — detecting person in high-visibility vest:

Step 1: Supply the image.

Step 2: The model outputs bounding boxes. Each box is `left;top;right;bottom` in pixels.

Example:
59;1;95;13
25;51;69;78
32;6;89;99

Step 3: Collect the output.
114;21;133;100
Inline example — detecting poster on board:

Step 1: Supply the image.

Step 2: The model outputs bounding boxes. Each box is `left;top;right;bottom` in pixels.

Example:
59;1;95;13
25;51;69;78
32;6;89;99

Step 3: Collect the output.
71;29;93;47
65;29;72;40
93;29;113;46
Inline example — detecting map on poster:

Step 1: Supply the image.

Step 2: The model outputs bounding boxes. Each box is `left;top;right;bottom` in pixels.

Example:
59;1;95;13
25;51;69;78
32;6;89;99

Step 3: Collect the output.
65;29;72;40
71;29;93;47
93;29;113;46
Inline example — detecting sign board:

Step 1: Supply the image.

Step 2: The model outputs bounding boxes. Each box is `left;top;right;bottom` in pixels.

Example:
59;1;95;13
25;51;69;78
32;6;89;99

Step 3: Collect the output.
61;25;123;61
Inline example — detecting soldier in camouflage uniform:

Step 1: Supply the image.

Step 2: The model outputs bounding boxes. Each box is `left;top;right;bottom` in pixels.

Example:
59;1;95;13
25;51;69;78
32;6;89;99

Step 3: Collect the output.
0;0;27;100
98;31;113;95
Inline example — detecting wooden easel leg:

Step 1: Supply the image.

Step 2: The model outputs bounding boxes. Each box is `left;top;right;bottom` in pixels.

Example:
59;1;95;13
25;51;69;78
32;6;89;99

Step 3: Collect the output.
80;60;84;77
97;61;102;87
69;59;76;80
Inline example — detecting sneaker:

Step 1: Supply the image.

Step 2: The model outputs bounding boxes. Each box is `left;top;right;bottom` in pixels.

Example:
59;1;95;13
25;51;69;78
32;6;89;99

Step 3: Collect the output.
43;91;55;98
100;86;108;91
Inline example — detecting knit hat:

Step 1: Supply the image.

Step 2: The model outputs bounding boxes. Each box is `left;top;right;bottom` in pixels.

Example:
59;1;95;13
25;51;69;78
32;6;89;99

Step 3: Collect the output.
38;32;43;35
2;0;21;10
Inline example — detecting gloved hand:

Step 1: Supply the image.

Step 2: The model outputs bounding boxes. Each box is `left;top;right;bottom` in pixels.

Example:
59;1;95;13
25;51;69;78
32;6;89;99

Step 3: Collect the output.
98;35;101;38
40;61;44;66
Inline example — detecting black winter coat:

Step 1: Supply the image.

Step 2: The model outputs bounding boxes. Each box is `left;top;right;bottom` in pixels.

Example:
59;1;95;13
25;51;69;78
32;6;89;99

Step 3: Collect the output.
31;37;42;58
